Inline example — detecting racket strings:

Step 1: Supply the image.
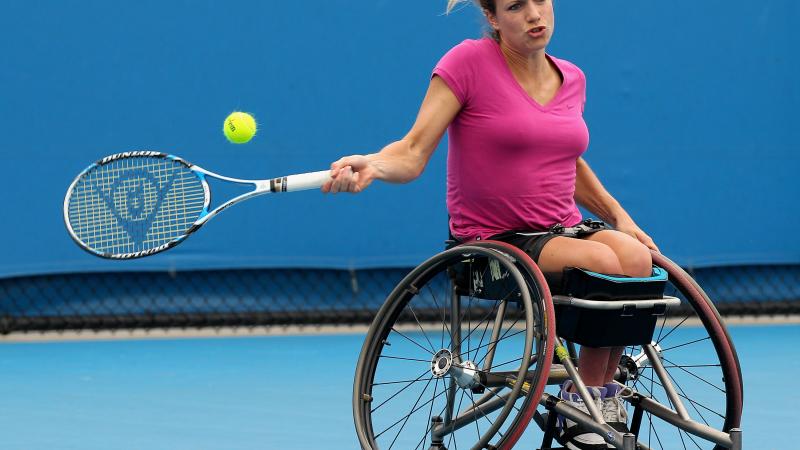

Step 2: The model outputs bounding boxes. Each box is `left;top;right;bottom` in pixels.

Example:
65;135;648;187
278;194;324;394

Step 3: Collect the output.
68;156;206;255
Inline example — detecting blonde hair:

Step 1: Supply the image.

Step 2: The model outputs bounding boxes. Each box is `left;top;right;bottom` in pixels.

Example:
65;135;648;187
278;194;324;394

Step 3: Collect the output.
446;0;500;41
446;0;466;13
447;0;498;13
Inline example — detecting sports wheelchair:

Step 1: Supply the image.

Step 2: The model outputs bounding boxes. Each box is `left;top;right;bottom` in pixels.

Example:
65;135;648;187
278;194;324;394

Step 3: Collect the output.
353;238;743;449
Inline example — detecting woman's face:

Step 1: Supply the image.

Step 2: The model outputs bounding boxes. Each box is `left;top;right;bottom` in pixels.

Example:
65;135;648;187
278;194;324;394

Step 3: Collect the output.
487;0;555;53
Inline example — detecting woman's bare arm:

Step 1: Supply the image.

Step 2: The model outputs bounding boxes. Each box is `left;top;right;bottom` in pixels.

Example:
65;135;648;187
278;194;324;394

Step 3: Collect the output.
575;157;659;251
323;76;461;193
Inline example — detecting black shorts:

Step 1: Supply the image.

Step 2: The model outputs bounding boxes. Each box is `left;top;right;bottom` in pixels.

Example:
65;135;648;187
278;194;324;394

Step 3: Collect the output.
486;220;609;263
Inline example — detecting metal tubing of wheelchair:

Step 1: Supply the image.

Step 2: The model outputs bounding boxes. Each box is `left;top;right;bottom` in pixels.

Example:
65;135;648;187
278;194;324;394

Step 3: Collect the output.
444;377;456;426
546;364;569;385
634;395;735;448
432;390;512;439
539;393;632;450
729;428;742;450
444;287;459;426
643;344;691;421
622;433;636;450
450;289;462;362
557;343;607;425
482;299;507;372
478;364;569;388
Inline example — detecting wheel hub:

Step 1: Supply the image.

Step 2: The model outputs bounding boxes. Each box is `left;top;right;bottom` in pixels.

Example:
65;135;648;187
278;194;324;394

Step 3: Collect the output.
621;342;663;381
430;349;480;389
431;349;453;378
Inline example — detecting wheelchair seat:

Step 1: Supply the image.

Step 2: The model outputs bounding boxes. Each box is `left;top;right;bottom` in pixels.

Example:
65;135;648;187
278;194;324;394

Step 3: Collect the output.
448;248;680;347
550;267;680;347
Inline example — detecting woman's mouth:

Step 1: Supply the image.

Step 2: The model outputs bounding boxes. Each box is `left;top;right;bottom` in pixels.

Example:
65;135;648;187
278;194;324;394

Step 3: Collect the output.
528;26;547;38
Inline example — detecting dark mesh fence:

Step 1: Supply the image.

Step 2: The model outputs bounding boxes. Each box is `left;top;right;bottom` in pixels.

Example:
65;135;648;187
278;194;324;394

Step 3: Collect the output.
1;265;798;334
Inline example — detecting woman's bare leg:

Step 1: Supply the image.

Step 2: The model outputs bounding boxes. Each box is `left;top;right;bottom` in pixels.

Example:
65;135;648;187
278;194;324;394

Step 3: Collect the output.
584;230;654;384
536;236;624;389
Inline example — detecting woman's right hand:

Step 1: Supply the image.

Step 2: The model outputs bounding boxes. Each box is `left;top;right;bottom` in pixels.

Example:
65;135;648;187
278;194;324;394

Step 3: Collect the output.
323;154;378;194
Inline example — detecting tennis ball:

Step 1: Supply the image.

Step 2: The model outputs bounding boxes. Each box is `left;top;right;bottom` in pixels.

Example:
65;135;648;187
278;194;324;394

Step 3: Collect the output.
223;111;257;144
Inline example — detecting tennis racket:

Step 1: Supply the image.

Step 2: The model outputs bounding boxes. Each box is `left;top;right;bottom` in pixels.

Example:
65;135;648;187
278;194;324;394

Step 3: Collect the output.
64;151;331;259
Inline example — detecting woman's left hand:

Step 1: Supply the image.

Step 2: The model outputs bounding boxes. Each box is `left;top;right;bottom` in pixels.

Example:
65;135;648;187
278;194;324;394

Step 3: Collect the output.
615;221;660;253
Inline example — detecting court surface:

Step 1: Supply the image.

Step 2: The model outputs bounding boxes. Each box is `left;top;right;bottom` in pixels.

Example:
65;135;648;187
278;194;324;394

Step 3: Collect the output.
1;323;792;449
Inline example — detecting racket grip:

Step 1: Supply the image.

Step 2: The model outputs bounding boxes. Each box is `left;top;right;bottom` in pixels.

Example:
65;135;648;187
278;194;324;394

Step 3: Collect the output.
283;170;332;192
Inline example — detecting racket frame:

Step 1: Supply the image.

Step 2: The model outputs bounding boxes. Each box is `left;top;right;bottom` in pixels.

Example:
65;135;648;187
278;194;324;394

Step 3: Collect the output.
64;151;329;259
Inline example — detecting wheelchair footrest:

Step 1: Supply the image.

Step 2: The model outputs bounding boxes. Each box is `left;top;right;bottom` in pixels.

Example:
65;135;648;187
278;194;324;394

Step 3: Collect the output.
553;295;681;347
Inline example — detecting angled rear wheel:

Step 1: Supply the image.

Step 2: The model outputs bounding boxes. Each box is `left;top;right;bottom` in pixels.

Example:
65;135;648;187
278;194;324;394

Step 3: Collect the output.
353;243;555;450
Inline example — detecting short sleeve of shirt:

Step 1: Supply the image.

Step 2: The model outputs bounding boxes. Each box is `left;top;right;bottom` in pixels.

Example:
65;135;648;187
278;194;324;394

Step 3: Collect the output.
576;65;587;113
432;40;480;105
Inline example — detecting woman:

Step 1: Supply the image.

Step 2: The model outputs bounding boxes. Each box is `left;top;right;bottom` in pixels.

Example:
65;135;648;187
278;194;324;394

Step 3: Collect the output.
324;1;658;447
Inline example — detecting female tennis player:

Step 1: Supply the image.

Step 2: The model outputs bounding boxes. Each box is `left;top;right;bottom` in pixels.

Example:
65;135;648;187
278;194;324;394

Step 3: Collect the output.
324;1;657;447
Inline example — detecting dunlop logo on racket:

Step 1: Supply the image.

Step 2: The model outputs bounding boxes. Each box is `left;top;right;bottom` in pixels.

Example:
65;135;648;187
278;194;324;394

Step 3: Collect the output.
64;151;331;259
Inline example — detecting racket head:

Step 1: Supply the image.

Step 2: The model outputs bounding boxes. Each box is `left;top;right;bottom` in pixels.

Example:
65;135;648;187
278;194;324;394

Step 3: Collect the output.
64;151;210;259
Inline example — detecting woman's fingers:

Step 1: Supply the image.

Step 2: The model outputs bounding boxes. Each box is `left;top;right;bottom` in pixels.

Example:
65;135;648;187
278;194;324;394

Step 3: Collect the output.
636;230;660;253
327;165;357;194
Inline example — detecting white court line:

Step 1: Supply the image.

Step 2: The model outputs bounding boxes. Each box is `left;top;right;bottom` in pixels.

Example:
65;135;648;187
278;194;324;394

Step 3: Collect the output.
1;315;798;343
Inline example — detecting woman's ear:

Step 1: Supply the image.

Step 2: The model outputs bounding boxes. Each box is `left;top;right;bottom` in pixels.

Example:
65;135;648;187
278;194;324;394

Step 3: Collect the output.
483;9;500;31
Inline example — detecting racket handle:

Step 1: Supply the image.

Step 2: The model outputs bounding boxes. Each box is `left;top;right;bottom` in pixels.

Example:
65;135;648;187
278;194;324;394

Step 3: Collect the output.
283;170;332;192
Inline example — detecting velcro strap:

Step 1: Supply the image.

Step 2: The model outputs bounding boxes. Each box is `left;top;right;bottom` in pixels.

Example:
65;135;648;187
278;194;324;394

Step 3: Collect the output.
607;421;631;433
557;423;609;449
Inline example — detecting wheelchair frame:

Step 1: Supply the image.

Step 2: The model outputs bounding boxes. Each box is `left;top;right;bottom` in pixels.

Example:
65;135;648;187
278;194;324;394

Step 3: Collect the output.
353;240;743;450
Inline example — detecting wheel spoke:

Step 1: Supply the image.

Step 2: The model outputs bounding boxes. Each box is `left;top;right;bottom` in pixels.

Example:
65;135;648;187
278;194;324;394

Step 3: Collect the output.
660;336;711;353
487;355;524;370
423;282;450;349
372;368;432;413
379;355;431;364
657;312;693;343
407;305;438;353
414;399;449;450
376;377;449;441
473;328;526;368
374;378;439;387
676;422;689;450
661;356;726;394
419;375;441;448
391;327;436;356
387;376;435;449
637;372;725;419
446;388;468;449
664;365;712;426
454;300;501;356
655;313;668;343
682;427;704;450
470;300;500;364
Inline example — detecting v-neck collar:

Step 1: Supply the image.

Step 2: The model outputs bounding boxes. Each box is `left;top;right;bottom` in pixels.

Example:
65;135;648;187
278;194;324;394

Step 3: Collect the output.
490;38;568;111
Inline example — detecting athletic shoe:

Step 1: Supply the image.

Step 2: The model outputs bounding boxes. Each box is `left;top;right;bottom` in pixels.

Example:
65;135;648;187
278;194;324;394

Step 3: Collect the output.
600;383;632;448
558;381;609;450
602;383;631;430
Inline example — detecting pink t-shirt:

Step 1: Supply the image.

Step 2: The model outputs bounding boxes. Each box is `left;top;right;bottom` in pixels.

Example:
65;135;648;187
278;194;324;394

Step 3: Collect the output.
432;38;589;240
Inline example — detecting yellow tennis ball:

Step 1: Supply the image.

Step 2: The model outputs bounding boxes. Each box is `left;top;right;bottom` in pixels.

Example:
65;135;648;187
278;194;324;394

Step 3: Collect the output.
223;111;257;144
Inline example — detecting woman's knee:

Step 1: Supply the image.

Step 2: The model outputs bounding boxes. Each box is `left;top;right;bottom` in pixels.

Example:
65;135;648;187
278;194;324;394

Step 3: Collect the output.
617;244;653;277
586;231;652;277
582;246;624;275
538;237;622;274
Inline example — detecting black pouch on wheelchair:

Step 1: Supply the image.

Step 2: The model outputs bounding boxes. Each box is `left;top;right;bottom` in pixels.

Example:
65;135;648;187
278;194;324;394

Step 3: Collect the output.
449;257;521;301
553;267;675;347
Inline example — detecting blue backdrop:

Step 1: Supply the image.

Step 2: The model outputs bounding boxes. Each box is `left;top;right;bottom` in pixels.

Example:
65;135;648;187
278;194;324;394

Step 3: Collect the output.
1;0;797;278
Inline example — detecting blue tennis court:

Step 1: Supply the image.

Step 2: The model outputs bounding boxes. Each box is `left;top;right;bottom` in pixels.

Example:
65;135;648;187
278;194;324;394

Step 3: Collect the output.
1;323;794;449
